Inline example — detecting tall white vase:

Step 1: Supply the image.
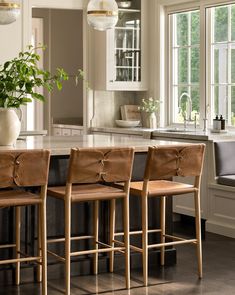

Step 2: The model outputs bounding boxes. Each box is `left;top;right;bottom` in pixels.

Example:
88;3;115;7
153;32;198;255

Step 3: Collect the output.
142;112;157;129
149;112;157;129
0;108;21;145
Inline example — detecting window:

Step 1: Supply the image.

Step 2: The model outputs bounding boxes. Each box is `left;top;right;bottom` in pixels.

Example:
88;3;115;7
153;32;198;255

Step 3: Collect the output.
208;4;235;126
167;2;235;128
169;10;200;125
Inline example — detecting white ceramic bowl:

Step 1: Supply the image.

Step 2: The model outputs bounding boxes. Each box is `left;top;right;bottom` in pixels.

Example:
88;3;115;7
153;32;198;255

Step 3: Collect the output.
115;120;140;128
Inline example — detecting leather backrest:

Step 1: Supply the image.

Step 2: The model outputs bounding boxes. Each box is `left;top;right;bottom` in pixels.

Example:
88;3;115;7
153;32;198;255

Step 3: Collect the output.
214;141;235;176
0;150;50;188
67;148;134;184
144;144;205;180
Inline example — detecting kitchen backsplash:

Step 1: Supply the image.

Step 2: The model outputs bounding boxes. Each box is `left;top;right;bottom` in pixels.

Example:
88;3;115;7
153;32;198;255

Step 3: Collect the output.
92;91;147;127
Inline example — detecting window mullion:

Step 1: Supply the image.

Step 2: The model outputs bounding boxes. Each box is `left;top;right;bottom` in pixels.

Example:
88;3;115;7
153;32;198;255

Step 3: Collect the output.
169;9;200;126
210;8;215;120
227;5;232;125
172;14;177;123
188;11;192;116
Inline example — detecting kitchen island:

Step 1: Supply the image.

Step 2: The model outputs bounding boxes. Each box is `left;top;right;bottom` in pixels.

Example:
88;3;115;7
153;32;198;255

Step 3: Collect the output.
0;134;183;154
0;135;185;281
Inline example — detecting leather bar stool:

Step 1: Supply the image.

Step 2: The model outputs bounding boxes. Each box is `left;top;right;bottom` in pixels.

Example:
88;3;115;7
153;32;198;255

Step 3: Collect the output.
0;150;50;295
113;144;205;286
47;147;134;295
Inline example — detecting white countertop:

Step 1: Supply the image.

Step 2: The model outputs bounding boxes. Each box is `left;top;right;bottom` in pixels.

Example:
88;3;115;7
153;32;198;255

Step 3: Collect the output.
52;124;83;129
0;135;185;155
153;129;235;141
91;126;235;141
20;130;48;136
152;129;209;140
91;127;153;137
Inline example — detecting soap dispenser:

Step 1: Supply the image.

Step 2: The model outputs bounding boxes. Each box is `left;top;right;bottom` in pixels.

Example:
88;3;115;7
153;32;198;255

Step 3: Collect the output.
220;115;225;130
213;115;220;130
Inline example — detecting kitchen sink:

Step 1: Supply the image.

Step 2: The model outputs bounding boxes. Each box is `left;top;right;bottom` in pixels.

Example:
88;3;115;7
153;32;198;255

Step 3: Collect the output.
162;128;196;133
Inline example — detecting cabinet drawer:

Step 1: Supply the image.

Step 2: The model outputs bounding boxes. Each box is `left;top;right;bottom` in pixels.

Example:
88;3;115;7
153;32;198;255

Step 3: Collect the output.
71;129;82;136
53;128;62;136
62;128;71;136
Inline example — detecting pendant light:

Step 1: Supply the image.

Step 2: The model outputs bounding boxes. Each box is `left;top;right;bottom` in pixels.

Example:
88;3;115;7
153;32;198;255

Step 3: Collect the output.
0;0;20;25
87;0;118;31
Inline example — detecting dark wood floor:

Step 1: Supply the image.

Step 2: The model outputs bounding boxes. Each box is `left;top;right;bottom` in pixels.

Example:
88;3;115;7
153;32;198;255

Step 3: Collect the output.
0;231;235;295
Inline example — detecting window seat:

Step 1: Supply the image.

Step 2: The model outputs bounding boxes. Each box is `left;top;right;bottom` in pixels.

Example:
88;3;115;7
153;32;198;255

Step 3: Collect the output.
217;175;235;187
214;141;235;187
207;141;235;238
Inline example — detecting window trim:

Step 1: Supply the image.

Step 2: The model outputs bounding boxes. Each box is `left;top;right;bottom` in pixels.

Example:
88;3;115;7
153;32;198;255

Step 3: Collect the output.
165;0;235;129
168;7;201;126
206;3;235;127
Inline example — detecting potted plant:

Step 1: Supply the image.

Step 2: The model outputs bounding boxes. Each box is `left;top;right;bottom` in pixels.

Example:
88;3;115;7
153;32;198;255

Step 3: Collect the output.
139;97;160;129
0;45;79;145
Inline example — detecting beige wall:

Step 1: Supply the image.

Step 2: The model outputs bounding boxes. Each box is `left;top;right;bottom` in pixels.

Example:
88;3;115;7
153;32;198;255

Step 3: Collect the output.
32;8;83;126
92;91;138;127
50;9;83;122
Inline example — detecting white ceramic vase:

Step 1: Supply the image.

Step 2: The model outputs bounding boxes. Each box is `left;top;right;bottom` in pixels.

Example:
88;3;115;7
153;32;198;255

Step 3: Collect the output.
141;112;157;129
149;112;157;129
0;108;21;145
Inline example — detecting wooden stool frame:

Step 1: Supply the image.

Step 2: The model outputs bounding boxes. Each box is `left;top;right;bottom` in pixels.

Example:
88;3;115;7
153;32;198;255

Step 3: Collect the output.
47;147;134;295
0;150;50;295
113;144;205;286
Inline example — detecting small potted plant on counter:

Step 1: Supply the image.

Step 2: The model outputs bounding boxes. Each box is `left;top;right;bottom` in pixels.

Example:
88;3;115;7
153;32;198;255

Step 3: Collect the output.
0;45;82;145
139;97;160;129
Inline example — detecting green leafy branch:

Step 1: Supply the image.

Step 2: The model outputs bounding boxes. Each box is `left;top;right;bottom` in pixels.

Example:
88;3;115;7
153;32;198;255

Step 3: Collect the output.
139;97;160;113
0;45;84;108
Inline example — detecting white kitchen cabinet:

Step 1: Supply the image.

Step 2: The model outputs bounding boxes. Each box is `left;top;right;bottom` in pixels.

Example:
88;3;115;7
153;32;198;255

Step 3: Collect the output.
53;128;62;136
93;0;148;91
71;129;83;136
62;128;71;136
52;124;83;136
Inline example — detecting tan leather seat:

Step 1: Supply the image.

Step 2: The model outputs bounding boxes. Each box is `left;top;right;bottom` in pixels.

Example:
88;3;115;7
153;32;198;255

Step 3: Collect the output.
47;147;134;295
0;150;50;295
113;144;205;286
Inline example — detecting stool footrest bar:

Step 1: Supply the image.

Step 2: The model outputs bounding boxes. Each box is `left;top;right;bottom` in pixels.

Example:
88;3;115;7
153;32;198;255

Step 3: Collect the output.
47;250;65;262
0;244;16;249
47;235;94;244
113;239;143;253
148;239;197;249
70;247;125;257
114;229;162;237
0;256;41;265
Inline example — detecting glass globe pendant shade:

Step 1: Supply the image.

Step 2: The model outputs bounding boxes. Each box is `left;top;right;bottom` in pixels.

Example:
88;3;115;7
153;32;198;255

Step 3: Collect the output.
0;1;20;25
87;0;118;31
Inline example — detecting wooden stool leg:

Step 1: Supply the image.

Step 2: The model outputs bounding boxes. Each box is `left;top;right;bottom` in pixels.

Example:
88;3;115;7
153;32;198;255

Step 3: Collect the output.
37;205;42;283
15;206;21;285
40;197;47;295
160;196;166;266
123;196;130;289
109;199;116;273
93;200;99;275
194;191;202;278
65;196;71;295
142;193;148;286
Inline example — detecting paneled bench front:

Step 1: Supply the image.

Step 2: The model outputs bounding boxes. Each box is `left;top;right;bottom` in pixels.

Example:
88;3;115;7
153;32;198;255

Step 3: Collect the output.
208;141;235;238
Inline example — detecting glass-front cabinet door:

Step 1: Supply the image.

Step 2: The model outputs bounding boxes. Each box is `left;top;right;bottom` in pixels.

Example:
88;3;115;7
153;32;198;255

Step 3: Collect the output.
105;0;147;90
115;6;141;82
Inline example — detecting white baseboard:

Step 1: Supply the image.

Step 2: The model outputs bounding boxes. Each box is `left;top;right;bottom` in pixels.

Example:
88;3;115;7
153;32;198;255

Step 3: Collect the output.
206;220;235;238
